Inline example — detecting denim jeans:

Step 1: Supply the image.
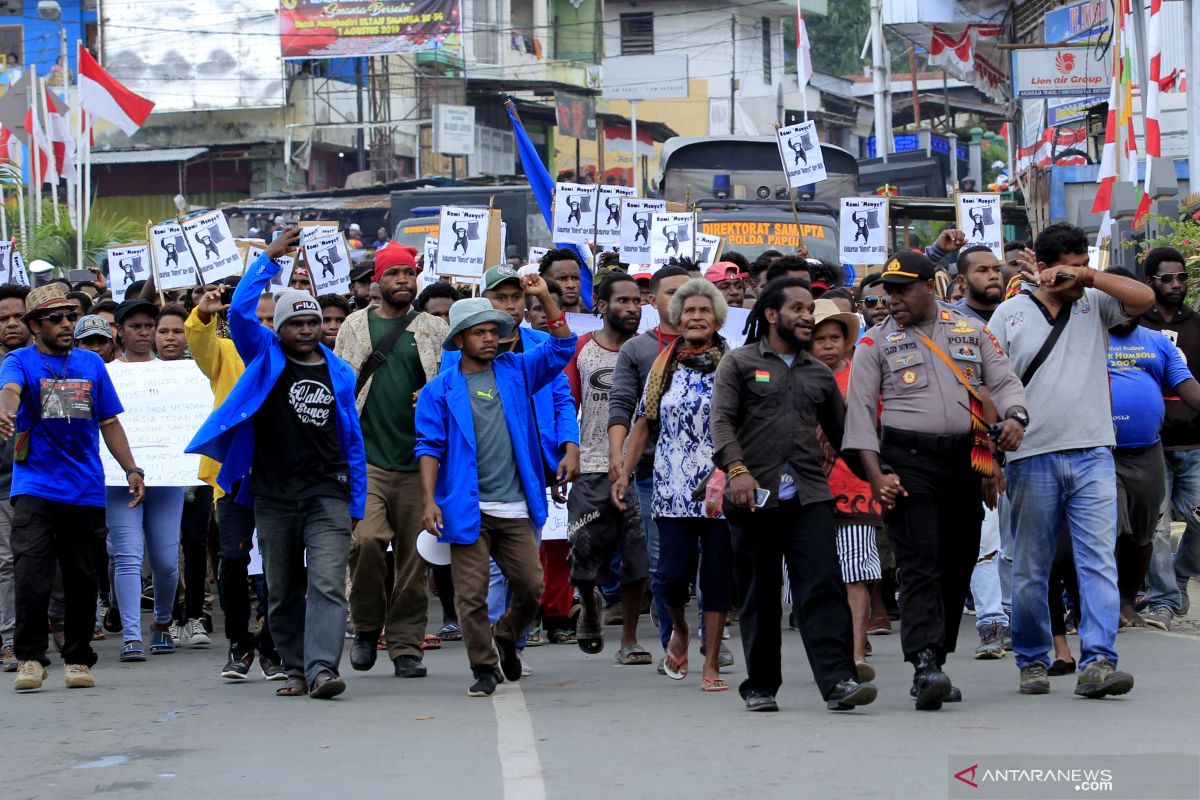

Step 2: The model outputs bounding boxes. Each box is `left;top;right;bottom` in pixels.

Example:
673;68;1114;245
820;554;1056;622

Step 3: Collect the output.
488;526;542;650
1146;449;1200;612
106;485;185;643
255;495;351;684
996;494;1013;616
1007;448;1120;669
972;505;1008;630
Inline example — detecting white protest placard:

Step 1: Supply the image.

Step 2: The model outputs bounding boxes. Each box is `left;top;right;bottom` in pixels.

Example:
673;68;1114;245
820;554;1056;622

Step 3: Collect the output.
8;250;25;286
437;206;490;278
420;235;441;290
528;246;549;265
303;230;352;295
500;221;507;261
553;182;599;245
838;197;889;266
101;359;215;487
107;243;151;302
694;233;723;268
595;185;636;249
150;221;200;291
182;209;241;284
619;198;665;266
649;212;696;269
956;193;1004;259
242;240;295;289
776;120;827;187
542;489;569;541
0;241;12;284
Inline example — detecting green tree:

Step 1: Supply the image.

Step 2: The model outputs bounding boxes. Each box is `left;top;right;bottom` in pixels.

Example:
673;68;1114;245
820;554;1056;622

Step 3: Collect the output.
786;0;914;77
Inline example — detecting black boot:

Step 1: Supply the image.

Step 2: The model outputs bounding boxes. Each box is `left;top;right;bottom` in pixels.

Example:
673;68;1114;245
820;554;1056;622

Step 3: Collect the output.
350;629;380;672
911;648;952;711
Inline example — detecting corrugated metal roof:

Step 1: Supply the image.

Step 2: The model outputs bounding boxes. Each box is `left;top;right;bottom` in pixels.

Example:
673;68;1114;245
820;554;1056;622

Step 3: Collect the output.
90;147;209;166
222;194;392;213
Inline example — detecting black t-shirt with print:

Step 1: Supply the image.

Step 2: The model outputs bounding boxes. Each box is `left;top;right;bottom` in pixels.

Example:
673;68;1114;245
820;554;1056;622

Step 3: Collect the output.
251;356;349;501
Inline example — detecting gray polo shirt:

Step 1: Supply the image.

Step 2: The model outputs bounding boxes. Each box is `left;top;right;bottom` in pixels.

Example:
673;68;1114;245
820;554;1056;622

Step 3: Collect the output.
990;287;1130;461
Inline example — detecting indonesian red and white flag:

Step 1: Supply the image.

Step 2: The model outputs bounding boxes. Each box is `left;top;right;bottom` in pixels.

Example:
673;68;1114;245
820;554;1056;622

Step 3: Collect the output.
45;87;74;180
24;100;56;184
0;125;22;172
77;44;154;136
795;8;813;92
1136;0;1162;226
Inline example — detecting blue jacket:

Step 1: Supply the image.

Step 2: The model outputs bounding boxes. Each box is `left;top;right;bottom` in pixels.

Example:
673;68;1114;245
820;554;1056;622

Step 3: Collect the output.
416;332;577;544
185;253;368;519
441;326;579;477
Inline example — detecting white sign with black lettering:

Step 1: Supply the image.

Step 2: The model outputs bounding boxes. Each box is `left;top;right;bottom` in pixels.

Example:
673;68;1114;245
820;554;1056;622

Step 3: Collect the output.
838;197;889;266
8;250;25;286
420;235;441;290
648;212;696;269
241;242;292;287
303;230;352;295
0;241;12;285
619;198;665;267
776;120;827;187
107;243;151;302
437;207;489;278
694;233;722;268
181;209;241;284
528;246;549;265
956;193;1004;259
150;221;200;290
553;182;598;245
101;359;214;487
594;185;636;249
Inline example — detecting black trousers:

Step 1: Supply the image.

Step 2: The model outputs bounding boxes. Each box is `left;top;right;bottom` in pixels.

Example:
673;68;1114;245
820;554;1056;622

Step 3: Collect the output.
12;495;106;667
881;439;983;664
217;491;275;655
175;484;214;623
728;499;855;700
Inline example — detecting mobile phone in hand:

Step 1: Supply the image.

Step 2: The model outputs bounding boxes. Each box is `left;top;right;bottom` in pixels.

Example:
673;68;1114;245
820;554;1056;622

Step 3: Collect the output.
754;488;771;508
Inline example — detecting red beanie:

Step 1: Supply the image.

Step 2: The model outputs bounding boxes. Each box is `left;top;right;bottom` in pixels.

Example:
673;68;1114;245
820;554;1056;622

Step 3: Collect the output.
373;242;420;282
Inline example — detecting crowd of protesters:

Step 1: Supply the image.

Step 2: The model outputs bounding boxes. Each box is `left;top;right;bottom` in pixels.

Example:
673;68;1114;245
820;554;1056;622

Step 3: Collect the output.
0;216;1191;712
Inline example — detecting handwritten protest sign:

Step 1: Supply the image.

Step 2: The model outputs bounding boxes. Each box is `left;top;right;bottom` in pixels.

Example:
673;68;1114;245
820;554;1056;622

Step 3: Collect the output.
101;360;215;487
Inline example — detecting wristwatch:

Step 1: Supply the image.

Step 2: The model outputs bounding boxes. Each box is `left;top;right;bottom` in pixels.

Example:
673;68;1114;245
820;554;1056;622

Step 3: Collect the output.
125;466;145;478
1007;410;1030;428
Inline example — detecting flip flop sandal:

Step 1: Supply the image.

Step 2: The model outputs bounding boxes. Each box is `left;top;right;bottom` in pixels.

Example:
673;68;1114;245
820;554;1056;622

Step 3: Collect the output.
576;613;604;654
275;676;307;696
663;647;688;681
550;629;577;644
422;633;442;651
309;672;346;700
700;676;729;692
614;643;653;665
120;641;146;662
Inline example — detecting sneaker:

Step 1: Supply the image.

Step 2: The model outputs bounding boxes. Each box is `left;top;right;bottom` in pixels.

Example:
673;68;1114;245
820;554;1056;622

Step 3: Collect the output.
436;621;462;641
168;622;182;647
467;669;499;697
13;660;46;691
974;623;1005;659
867;613;892;635
260;654;287;681
2;643;15;673
520;657;533;678
221;647;254;680
1000;624;1013;651
495;636;522;682
1074;656;1134;698
50;618;65;654
179;619;211;648
64;664;94;689
1019;663;1050;695
149;629;175;655
1179;583;1191;617
1143;606;1173;631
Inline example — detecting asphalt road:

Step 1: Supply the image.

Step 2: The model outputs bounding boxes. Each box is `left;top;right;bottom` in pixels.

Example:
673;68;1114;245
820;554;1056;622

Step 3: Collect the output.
5;601;1199;800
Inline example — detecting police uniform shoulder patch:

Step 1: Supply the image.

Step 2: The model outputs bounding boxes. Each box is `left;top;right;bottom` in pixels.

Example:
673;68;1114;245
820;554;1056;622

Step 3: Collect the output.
985;330;1005;355
860;336;875;347
939;310;952;321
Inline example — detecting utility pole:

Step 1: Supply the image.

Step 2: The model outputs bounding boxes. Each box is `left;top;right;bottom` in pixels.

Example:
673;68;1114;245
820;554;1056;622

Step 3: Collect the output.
355;57;366;172
870;0;888;161
729;14;737;135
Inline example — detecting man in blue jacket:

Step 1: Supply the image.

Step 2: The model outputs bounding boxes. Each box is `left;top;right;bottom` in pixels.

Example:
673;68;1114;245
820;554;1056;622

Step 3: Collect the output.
441;264;580;656
187;227;367;701
416;273;576;697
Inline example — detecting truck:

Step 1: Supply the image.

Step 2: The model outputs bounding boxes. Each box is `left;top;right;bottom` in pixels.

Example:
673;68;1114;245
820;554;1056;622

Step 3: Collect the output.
389;185;551;257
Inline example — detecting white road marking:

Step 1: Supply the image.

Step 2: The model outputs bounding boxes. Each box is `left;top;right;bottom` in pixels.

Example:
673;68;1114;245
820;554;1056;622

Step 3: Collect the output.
492;683;546;800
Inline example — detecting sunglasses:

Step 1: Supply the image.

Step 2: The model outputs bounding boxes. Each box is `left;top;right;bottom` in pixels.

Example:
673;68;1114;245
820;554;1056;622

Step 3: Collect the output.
861;296;888;308
40;311;80;325
1155;273;1188;284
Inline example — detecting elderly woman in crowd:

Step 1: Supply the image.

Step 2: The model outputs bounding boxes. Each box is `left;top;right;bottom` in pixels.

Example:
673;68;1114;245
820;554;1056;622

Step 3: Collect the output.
613;279;733;693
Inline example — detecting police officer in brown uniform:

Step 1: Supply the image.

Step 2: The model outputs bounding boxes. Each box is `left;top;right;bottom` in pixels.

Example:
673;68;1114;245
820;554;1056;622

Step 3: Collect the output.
844;251;1028;711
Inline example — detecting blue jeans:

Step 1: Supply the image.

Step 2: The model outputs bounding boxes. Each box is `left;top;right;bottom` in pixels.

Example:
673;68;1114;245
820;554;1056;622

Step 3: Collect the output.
1008;448;1120;669
1147;449;1200;611
972;505;1008;630
106;485;185;642
488;527;542;650
255;495;351;684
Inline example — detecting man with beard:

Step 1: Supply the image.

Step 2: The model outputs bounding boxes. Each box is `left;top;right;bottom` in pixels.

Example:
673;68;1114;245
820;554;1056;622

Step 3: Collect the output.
857;275;890;329
1140;247;1200;629
334;242;449;680
711;277;875;713
844;251;1027;710
0;284;29;671
563;273;650;663
954;245;1005;323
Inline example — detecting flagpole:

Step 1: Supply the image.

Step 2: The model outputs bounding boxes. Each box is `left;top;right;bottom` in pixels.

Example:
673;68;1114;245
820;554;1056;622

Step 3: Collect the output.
75;41;83;270
0;185;8;242
38;78;59;225
29;65;41;228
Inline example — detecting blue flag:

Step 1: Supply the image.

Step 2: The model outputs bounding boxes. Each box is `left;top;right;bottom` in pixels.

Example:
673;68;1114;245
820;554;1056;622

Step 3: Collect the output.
504;98;592;309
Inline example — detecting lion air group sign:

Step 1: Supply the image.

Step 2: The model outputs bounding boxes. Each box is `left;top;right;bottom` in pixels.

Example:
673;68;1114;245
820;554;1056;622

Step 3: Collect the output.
1013;47;1112;98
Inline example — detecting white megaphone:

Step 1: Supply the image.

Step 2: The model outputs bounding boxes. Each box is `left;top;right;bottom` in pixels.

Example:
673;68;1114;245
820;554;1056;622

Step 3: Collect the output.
27;259;55;287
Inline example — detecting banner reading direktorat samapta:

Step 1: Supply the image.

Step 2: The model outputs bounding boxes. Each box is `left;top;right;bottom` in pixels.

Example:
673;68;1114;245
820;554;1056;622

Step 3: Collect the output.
279;0;462;60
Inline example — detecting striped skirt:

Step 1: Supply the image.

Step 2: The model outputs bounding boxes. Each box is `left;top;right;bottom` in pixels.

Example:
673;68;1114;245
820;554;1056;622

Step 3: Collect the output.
835;523;882;585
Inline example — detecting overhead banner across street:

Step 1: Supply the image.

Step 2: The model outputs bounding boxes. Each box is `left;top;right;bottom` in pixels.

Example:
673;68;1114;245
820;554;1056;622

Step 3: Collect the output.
279;0;463;59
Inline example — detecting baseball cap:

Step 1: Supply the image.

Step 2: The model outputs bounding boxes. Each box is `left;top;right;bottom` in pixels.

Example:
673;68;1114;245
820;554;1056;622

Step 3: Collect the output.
350;262;373;282
880;251;936;285
73;314;113;340
704;261;746;283
483;264;521;293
